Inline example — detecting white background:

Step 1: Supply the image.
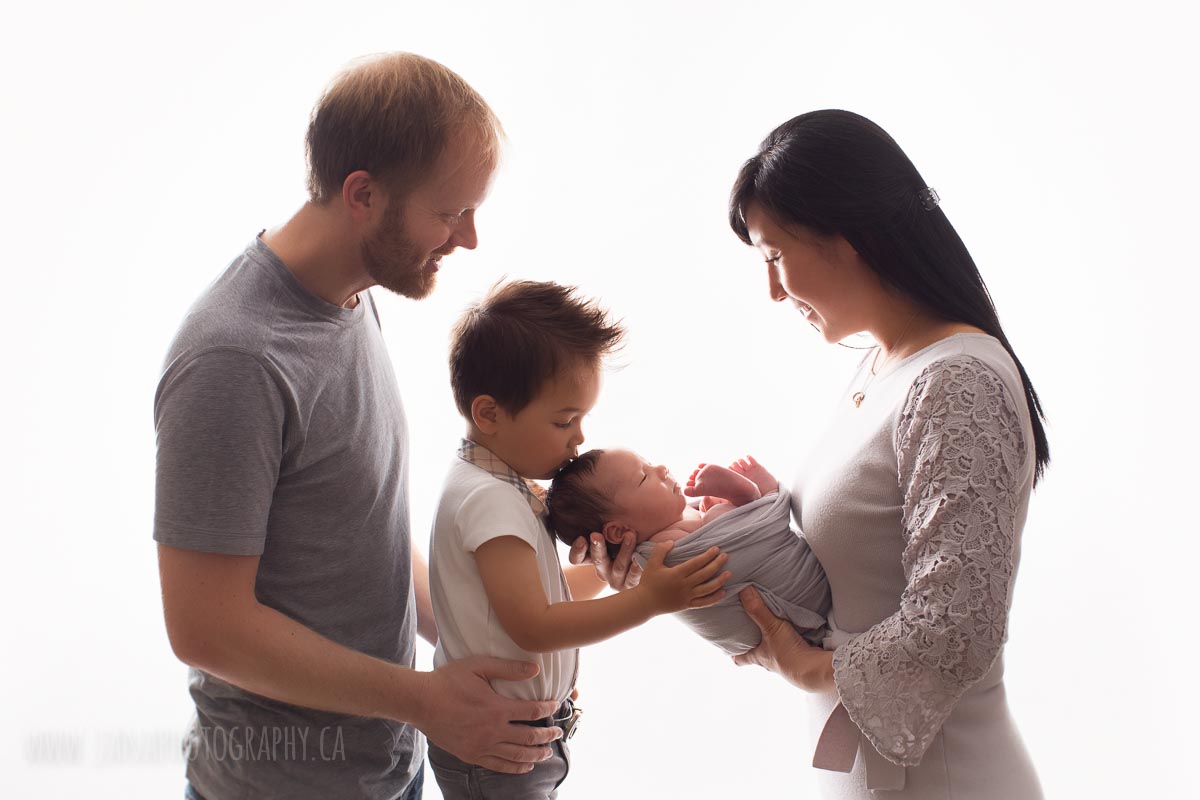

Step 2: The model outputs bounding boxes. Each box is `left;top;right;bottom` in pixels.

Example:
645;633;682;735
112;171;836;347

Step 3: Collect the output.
2;0;1197;797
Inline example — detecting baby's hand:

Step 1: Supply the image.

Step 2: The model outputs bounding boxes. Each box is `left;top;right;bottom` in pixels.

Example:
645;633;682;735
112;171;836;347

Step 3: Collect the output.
728;455;778;497
685;463;760;506
637;542;731;615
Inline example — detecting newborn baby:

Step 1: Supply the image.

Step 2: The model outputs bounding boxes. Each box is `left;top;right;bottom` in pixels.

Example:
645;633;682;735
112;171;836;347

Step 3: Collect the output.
547;449;830;654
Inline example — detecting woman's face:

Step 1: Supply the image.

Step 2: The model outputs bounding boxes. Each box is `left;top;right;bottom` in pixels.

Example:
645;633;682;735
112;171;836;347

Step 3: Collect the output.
742;203;875;343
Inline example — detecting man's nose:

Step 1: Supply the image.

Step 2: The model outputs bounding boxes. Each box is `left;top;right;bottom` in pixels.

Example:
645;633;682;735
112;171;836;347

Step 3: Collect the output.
450;212;479;251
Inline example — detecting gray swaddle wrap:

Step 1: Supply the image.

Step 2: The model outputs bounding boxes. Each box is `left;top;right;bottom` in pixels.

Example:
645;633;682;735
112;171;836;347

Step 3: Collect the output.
634;488;830;655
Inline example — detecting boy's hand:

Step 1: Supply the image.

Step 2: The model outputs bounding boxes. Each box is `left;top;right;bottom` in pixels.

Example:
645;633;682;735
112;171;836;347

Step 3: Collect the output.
636;542;731;615
569;532;642;591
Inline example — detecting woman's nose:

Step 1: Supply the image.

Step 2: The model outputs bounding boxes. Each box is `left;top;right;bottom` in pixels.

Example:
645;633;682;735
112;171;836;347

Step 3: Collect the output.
767;266;787;302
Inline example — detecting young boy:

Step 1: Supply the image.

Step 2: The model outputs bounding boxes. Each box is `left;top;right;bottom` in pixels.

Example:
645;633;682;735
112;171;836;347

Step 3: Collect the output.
427;280;731;800
547;449;830;655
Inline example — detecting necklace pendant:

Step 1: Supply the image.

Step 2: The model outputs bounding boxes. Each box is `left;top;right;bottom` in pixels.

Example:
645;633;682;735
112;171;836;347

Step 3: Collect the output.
852;391;865;408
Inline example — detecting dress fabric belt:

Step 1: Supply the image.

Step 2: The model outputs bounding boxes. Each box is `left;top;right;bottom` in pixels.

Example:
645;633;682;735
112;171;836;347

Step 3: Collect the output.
813;701;906;791
813;615;905;791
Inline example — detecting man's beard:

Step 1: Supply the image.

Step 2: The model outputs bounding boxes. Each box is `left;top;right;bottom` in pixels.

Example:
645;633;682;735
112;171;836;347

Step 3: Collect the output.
361;204;437;300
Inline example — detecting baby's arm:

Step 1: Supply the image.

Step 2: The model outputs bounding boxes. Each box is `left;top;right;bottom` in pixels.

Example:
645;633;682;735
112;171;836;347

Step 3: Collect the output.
473;536;730;653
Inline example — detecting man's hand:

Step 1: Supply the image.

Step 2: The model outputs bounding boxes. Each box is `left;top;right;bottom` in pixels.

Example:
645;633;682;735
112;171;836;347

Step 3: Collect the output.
732;587;834;692
413;657;562;774
568;532;642;591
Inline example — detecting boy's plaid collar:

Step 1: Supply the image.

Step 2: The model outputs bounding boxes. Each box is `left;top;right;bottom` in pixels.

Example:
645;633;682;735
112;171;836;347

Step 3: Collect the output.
457;438;548;517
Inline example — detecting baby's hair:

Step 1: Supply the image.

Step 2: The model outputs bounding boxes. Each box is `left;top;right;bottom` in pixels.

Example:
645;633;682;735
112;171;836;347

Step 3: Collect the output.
546;449;623;560
449;280;624;419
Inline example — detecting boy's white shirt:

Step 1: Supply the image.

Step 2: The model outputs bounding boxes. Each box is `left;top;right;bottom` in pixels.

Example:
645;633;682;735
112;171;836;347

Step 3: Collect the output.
429;455;578;703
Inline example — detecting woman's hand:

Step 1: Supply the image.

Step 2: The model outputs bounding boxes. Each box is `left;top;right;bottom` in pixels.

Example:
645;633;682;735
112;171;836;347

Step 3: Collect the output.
568;533;643;591
733;586;835;693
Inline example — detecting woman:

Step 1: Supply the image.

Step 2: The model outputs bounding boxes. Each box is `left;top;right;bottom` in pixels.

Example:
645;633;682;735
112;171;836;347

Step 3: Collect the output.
726;110;1048;798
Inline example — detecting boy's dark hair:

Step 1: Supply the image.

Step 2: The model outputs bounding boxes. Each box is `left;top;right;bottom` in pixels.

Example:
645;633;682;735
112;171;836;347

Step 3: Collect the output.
449;280;624;419
546;450;624;559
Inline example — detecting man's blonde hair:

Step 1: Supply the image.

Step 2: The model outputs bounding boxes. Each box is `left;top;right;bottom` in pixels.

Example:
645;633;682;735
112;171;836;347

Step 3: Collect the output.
305;52;503;204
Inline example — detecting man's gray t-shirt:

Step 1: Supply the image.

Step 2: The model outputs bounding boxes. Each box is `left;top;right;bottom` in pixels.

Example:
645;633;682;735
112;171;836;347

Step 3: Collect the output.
154;236;420;799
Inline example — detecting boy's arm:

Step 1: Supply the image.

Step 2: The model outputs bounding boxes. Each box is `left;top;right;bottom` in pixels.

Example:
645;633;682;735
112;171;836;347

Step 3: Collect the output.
474;536;730;653
158;544;561;774
563;563;608;600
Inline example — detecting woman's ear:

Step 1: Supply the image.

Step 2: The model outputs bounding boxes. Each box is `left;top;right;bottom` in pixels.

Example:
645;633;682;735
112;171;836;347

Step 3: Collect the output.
831;233;862;262
601;520;633;545
471;395;501;434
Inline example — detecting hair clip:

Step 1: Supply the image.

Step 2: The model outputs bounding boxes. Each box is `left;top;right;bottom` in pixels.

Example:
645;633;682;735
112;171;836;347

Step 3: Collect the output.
918;187;940;211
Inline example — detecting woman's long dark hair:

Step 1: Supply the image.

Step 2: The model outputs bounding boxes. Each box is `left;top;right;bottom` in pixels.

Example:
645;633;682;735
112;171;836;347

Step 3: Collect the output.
730;110;1049;485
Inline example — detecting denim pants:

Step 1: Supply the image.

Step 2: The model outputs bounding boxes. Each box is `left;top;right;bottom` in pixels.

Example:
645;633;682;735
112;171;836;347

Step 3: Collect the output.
185;767;423;800
427;739;569;800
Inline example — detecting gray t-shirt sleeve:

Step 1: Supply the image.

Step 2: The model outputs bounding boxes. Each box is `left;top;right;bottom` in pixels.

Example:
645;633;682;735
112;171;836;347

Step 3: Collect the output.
153;347;286;555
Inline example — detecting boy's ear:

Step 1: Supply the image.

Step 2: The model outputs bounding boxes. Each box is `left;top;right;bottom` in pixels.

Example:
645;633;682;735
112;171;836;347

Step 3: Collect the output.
601;521;633;545
470;395;501;434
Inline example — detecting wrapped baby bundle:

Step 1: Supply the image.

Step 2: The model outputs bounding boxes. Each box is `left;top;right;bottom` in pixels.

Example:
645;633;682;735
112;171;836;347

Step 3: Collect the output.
634;488;830;655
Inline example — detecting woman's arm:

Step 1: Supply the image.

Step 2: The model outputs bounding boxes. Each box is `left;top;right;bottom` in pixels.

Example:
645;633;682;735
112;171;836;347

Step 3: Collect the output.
833;357;1028;767
410;548;438;645
733;357;1028;769
568;532;643;591
563;563;607;600
474;536;730;653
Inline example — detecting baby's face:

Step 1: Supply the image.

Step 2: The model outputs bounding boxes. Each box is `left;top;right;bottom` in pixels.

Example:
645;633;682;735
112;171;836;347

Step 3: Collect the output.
599;449;688;539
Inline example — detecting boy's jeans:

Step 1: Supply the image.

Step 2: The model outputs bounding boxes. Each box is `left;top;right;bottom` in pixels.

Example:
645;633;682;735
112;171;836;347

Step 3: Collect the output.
184;768;424;800
427;738;569;800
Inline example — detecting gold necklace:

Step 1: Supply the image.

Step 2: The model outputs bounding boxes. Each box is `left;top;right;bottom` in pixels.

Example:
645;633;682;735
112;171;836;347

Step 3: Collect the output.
852;314;918;408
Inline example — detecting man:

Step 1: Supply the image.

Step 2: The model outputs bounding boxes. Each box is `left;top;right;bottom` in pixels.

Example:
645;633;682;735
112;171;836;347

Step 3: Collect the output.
154;53;562;800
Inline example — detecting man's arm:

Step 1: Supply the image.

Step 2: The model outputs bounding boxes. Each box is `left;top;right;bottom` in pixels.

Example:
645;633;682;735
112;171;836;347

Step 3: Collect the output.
411;548;438;645
158;544;559;774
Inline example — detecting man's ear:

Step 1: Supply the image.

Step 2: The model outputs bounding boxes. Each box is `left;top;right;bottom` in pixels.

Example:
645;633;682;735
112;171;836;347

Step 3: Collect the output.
341;170;381;225
471;395;502;434
601;520;633;546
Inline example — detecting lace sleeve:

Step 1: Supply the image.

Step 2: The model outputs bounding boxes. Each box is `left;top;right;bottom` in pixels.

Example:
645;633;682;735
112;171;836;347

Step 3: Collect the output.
831;355;1028;767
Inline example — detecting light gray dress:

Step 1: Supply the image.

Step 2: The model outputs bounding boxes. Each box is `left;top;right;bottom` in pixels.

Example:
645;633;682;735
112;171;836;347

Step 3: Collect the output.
794;334;1043;799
